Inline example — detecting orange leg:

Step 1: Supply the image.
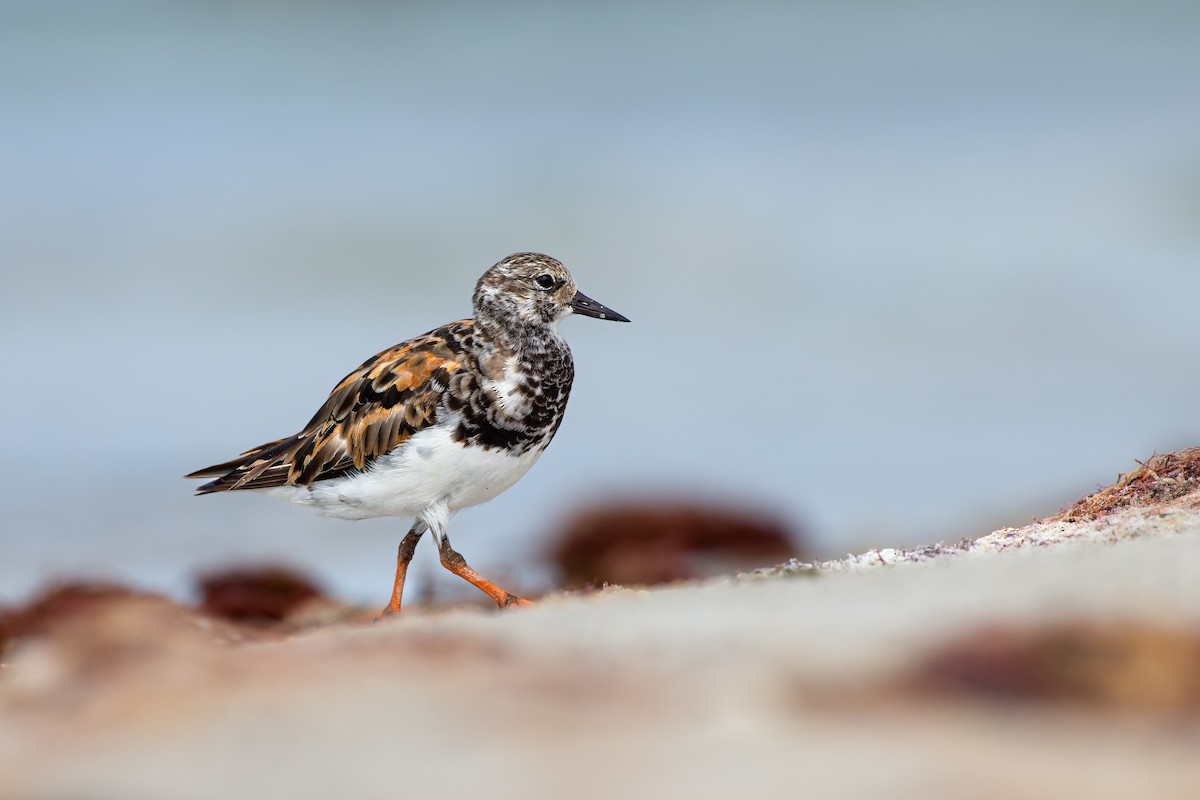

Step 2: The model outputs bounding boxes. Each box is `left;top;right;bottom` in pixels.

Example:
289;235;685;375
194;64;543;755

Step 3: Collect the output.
376;527;425;620
437;535;533;609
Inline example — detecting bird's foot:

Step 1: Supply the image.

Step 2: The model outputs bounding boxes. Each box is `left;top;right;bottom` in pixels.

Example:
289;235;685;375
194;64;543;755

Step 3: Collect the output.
374;604;402;623
500;594;534;609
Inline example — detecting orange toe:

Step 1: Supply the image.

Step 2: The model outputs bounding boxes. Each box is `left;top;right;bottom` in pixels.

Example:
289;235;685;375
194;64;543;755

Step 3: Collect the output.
374;604;401;623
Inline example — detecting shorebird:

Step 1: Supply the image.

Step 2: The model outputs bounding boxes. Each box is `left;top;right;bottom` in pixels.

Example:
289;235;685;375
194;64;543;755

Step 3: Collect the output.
186;253;628;617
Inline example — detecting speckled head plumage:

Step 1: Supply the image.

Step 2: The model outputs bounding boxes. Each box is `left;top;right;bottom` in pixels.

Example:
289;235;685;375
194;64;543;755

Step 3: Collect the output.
473;252;630;343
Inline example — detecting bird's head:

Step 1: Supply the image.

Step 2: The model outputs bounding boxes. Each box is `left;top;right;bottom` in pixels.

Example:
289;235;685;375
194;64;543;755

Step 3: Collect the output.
473;253;629;341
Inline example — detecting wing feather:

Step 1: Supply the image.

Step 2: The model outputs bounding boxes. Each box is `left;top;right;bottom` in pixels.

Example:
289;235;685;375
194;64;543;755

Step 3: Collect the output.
186;322;472;494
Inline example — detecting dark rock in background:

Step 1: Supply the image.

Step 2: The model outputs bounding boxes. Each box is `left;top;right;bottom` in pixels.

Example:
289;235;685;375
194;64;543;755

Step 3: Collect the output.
548;502;802;588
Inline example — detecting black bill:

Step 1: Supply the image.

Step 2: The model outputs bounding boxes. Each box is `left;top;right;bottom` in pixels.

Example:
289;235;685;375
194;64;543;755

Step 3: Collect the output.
570;290;630;322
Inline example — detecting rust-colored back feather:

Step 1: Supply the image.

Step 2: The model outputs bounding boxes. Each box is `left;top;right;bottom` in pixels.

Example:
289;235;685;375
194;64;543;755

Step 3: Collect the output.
186;322;472;494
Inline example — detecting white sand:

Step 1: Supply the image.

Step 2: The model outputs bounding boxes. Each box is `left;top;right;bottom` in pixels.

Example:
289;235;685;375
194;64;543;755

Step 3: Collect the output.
3;505;1200;799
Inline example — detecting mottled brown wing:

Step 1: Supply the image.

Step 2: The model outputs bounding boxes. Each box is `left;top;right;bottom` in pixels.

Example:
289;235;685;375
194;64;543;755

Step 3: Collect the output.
187;322;472;493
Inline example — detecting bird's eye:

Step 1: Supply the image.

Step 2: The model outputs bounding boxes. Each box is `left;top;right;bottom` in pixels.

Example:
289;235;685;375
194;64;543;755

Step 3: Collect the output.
534;273;556;290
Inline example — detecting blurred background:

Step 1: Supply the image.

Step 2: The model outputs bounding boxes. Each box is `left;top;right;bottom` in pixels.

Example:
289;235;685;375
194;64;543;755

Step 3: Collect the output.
2;0;1198;605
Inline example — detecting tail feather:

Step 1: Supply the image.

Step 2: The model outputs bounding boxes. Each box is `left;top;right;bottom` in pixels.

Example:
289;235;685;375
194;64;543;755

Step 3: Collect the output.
185;435;358;494
184;437;294;494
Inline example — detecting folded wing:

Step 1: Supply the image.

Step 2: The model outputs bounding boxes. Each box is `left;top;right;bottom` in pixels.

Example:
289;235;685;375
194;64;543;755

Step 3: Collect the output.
186;322;472;494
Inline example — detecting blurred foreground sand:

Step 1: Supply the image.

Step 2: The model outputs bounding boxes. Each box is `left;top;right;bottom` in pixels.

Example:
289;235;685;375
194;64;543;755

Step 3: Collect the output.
3;483;1200;799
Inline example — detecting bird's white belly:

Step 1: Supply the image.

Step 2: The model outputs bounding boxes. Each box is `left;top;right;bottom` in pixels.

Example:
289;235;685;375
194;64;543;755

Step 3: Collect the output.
267;423;545;520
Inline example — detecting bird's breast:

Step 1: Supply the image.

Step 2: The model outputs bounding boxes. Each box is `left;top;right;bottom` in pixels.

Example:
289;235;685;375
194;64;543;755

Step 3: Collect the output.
448;345;574;456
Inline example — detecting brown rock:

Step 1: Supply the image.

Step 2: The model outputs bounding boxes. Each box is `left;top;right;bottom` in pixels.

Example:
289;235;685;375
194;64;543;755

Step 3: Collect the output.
196;565;325;625
905;623;1200;714
548;501;802;588
0;582;158;658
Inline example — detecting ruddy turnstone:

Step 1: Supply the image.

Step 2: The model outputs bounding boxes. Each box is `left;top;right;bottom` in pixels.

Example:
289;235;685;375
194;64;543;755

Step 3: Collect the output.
186;253;628;617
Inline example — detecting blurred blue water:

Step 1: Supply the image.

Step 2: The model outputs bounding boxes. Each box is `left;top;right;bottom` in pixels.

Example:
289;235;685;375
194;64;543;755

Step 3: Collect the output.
2;1;1199;604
